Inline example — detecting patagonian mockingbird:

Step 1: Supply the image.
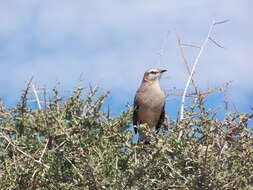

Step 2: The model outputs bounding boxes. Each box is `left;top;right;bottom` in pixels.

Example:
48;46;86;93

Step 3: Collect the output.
133;68;167;140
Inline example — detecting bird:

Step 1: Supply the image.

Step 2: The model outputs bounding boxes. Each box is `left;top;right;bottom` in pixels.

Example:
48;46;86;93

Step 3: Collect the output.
133;68;167;142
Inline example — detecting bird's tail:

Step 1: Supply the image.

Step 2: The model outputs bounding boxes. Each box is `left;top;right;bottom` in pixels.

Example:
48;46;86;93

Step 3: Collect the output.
134;126;138;134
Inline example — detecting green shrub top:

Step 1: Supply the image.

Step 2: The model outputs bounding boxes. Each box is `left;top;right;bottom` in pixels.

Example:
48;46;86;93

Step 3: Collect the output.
0;86;252;190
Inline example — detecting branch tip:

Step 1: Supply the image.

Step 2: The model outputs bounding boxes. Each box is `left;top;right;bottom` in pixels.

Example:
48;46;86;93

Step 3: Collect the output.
214;19;230;25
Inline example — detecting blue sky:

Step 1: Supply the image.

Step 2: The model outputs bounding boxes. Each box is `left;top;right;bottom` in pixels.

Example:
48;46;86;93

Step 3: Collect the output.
0;1;252;119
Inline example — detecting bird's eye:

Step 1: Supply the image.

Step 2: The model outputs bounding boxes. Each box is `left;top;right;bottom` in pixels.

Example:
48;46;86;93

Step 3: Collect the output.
150;71;157;74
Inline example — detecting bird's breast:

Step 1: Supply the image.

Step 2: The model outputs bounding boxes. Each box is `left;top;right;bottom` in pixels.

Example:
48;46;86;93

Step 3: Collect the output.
136;88;165;127
138;90;165;110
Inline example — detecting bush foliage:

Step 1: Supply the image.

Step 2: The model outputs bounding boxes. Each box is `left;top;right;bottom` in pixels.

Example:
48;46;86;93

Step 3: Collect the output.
0;85;252;190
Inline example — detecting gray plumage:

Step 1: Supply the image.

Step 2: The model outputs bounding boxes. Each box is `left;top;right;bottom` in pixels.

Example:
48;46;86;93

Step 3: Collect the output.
133;68;166;135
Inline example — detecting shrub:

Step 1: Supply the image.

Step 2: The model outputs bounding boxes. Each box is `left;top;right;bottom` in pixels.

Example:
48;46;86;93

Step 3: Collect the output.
0;85;252;190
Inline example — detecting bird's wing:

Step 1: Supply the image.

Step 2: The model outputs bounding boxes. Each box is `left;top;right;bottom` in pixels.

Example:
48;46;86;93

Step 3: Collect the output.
156;104;165;132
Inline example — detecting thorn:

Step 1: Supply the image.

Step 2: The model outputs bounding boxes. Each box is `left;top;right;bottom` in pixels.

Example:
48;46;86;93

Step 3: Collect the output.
180;43;201;49
209;37;225;48
214;19;230;25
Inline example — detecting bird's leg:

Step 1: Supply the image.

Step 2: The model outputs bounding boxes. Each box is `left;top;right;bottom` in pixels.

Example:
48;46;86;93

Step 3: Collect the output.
138;124;151;144
136;122;146;143
163;122;169;131
135;122;145;143
138;129;145;143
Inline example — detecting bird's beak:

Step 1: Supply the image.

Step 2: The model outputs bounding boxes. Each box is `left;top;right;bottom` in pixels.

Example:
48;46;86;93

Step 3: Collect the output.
160;69;167;73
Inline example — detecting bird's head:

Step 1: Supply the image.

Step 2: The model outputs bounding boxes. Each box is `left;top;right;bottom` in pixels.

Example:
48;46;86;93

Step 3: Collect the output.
143;68;167;83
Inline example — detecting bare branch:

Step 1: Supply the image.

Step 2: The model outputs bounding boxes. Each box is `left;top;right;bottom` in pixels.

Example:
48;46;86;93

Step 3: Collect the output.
176;33;191;74
19;77;34;111
156;31;170;68
180;43;201;49
165;92;196;98
165;81;232;98
31;83;42;110
32;169;39;179
179;20;216;122
39;138;49;162
176;33;199;93
167;160;188;182
217;142;226;159
65;156;84;180
1;135;50;169
209;37;224;48
54;140;67;151
214;19;230;25
167;185;186;189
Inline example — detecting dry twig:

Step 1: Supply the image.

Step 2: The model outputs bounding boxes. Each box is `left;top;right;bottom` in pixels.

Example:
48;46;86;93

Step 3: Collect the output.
179;20;216;121
156;31;170;68
1;135;50;169
176;33;199;93
64;156;84;180
165;81;232;98
31;83;42;110
179;19;228;122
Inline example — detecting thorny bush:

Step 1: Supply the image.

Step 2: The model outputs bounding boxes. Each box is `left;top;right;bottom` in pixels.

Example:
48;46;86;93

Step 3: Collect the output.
0;85;252;190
